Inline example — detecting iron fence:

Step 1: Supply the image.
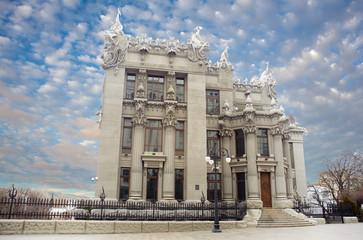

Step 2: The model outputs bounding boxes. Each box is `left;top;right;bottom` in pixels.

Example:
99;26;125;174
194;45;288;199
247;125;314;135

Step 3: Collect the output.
293;203;354;223
0;197;247;221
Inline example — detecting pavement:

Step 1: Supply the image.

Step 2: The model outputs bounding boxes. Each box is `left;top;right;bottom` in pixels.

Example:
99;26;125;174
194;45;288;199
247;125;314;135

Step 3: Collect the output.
1;223;362;240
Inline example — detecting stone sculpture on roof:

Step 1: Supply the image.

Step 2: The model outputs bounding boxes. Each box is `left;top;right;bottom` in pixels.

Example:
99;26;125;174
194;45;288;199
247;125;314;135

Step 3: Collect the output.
102;8;129;74
188;26;209;62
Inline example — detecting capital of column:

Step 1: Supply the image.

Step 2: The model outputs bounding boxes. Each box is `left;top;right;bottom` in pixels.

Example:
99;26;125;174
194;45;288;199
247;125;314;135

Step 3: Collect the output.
219;128;233;137
282;131;291;140
271;125;283;136
242;124;257;134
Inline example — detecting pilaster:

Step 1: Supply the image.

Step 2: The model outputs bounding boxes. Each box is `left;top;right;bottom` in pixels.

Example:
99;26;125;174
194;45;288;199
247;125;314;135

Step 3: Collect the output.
283;132;294;199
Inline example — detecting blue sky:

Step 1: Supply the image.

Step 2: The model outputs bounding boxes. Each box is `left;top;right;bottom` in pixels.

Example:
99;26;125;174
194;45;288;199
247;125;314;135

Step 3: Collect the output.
0;0;362;198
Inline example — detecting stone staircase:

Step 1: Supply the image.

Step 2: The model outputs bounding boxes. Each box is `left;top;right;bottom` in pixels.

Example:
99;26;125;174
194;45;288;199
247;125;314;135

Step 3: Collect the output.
257;209;315;228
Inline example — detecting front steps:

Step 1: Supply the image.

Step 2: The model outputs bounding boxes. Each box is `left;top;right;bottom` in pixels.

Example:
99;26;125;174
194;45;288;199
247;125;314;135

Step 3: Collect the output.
257;209;314;228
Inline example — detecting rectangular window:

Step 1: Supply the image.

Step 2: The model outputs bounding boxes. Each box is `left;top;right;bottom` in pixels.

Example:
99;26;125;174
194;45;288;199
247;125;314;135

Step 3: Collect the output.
236;173;246;201
257;129;269;156
147;75;164;101
126;74;135;99
207;130;220;157
147;168;158;201
175;169;184;200
145;120;163;152
176;78;185;102
207;173;221;201
235;129;245;157
119;167;130;200
176;121;184;151
122;118;133;148
206;90;219;115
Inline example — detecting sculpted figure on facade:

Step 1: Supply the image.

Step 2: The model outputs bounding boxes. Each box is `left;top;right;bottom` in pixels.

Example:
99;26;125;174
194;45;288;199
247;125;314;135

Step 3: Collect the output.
102;8;129;74
163;103;177;127
132;100;146;125
136;82;145;98
188;26;209;62
259;62;277;100
222;100;232;114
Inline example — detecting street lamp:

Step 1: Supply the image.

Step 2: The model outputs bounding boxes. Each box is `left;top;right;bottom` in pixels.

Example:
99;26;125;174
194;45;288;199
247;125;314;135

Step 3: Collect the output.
205;143;231;233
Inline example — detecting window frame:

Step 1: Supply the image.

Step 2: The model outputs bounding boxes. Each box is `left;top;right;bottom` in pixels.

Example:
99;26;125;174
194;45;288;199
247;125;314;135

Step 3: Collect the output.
206;90;220;115
176;78;185;102
125;74;136;99
119;167;130;200
235;129;245;157
122;118;133;149
175;169;184;201
207;130;220;158
207;173;221;201
257;128;269;156
147;75;164;101
175;121;184;151
144;120;163;152
236;172;246;201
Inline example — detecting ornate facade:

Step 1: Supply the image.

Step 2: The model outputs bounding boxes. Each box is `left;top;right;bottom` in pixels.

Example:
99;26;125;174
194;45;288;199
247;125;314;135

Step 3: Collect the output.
96;11;308;211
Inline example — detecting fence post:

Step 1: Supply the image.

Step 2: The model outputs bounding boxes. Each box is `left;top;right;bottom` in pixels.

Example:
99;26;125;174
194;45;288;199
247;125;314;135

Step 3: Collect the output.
340;203;344;224
8;184;17;219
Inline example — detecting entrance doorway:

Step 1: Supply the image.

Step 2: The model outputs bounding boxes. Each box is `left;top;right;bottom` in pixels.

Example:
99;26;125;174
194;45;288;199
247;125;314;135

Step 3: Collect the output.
147;168;158;201
260;172;272;207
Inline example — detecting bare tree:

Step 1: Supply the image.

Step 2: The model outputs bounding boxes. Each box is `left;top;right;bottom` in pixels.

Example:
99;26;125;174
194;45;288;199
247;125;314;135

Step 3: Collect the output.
319;151;363;203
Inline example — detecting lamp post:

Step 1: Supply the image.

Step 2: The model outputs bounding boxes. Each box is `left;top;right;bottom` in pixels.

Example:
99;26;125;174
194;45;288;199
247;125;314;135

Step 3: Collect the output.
205;143;231;233
99;187;106;220
8;184;17;219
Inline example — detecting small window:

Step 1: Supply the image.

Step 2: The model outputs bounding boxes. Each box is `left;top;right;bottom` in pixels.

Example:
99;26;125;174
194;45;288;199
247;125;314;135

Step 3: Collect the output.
206;90;219;115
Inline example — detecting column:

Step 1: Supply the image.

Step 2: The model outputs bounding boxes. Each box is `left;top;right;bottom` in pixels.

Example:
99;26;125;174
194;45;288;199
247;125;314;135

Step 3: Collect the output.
243;124;262;208
220;128;233;201
271;126;287;199
272;126;292;208
283;132;294;199
162;102;177;200
129;100;147;200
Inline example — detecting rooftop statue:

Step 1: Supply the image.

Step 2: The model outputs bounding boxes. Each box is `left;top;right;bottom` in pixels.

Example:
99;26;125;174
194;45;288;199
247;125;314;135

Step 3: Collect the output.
188;26;209;62
220;44;229;63
102;8;129;74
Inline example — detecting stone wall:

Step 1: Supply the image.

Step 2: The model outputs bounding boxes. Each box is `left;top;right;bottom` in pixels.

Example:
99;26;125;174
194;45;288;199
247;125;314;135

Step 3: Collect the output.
0;220;247;235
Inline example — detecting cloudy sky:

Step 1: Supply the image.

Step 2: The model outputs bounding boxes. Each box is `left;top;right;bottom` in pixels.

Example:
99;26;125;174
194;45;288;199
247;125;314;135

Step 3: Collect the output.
0;0;362;198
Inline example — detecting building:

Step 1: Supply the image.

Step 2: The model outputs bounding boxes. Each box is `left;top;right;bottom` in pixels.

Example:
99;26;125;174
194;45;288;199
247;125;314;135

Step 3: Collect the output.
95;11;308;212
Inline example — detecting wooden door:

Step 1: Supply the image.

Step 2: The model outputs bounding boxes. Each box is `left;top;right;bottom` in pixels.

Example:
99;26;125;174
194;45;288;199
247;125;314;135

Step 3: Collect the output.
260;172;272;207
